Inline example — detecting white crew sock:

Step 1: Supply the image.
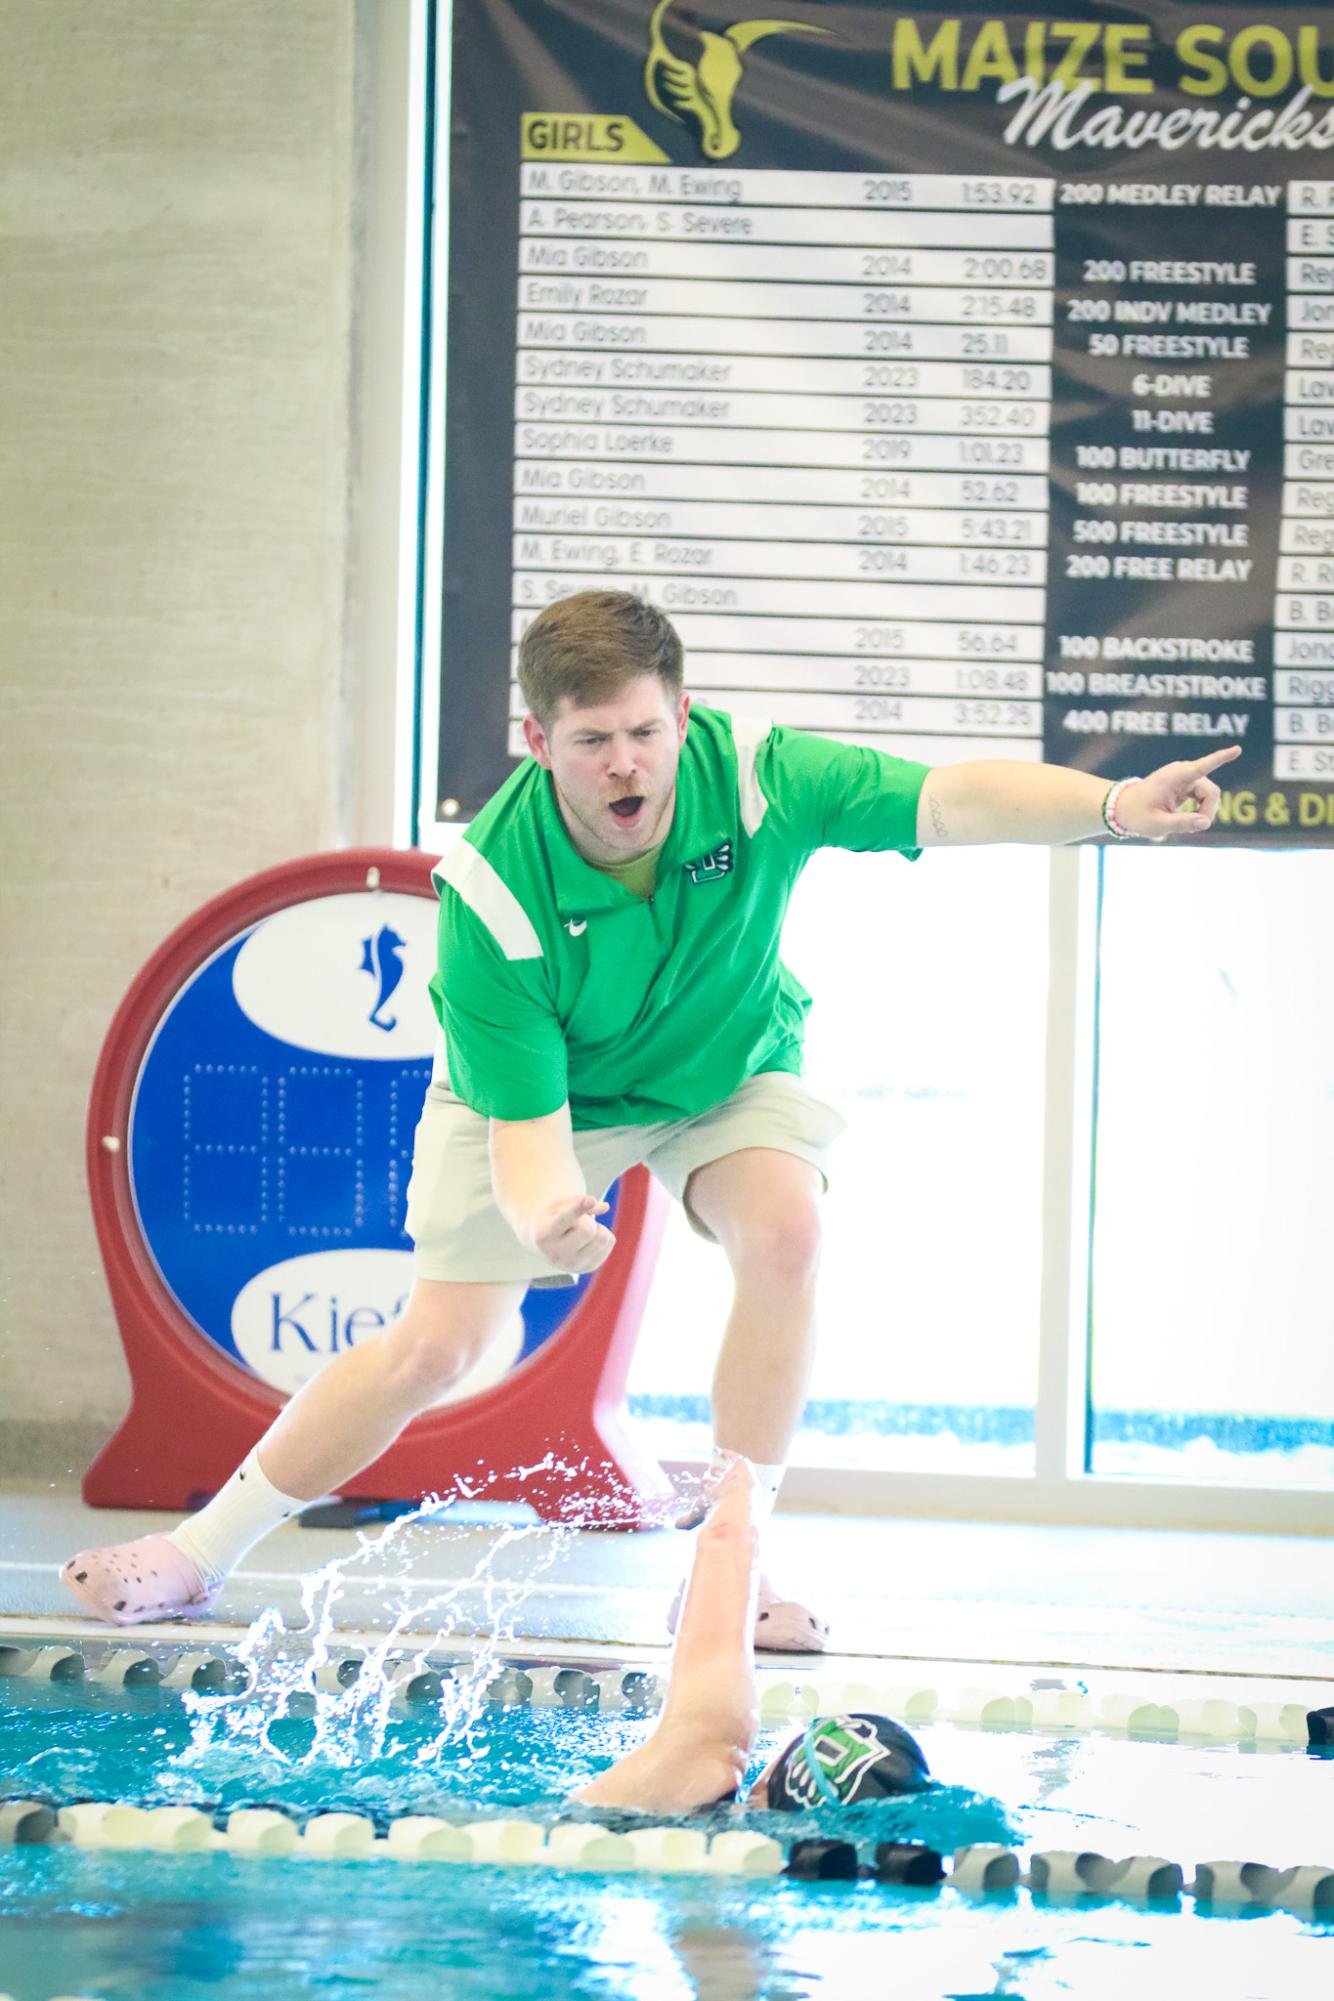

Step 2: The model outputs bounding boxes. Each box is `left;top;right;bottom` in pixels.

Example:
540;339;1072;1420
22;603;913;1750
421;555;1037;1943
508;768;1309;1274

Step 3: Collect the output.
167;1447;308;1589
747;1460;785;1519
678;1448;785;1527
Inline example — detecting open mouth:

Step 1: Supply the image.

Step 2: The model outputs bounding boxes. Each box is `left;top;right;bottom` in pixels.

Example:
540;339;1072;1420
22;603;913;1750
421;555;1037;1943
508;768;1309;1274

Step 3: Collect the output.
609;796;645;821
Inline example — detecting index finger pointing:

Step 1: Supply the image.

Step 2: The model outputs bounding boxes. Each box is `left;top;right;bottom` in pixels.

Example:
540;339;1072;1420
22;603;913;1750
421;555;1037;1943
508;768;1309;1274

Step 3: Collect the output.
1190;745;1243;776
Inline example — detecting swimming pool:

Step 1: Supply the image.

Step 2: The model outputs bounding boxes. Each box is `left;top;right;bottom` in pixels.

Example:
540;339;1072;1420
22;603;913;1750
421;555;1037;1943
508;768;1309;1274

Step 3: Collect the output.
1;1638;1331;2001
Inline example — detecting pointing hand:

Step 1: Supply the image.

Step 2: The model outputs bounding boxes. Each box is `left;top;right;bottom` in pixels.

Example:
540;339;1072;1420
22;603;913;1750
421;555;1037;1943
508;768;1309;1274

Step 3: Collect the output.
1116;745;1242;839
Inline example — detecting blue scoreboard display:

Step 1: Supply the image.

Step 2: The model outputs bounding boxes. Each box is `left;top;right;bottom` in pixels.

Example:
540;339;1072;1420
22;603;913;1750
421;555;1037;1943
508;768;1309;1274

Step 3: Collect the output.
83;848;652;1518
131;913;434;1388
127;872;610;1395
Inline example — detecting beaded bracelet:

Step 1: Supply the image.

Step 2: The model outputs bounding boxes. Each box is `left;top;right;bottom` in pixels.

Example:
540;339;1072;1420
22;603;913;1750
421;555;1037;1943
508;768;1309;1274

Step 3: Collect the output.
1101;777;1138;839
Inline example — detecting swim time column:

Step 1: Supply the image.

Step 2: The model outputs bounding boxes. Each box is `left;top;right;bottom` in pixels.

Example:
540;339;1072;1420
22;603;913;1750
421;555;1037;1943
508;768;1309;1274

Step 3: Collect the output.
511;167;1053;760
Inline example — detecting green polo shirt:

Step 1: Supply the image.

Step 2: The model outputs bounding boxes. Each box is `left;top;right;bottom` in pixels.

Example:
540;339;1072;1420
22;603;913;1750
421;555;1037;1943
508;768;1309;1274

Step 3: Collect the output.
428;706;928;1128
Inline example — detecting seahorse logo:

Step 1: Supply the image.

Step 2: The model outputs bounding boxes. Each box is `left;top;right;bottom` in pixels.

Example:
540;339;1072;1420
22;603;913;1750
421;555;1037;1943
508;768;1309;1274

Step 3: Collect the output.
644;0;831;161
359;923;406;1033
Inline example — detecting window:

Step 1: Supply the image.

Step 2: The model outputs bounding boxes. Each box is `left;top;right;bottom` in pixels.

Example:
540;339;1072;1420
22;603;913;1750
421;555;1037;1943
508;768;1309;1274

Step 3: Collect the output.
628;843;1050;1473
1088;847;1334;1488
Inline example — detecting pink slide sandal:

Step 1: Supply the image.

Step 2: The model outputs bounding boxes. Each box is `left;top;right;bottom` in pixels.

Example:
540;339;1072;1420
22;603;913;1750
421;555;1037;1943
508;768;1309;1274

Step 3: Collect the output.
752;1584;830;1653
60;1534;219;1626
668;1570;829;1654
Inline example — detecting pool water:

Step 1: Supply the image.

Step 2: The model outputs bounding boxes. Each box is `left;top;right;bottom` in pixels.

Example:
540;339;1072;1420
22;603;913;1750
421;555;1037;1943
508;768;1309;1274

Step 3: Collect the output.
0;1675;1017;1849
1;1676;1331;2001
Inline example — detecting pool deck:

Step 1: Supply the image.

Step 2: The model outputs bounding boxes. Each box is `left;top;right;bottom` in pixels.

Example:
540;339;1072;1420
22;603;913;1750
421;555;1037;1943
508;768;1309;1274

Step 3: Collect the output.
3;1485;1331;1711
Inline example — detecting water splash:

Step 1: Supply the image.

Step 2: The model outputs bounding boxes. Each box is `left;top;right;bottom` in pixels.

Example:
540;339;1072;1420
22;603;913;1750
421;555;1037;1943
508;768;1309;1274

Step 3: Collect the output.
170;1457;589;1790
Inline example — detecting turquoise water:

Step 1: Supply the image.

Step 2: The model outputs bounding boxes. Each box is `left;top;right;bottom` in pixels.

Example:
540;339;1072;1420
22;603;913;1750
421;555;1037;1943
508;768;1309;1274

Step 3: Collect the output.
1;1677;1331;2001
4;1849;1334;2001
0;1677;1016;1846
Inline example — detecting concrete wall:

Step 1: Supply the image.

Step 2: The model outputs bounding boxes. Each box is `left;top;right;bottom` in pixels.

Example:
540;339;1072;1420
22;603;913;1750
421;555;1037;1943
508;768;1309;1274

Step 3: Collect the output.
0;2;362;1478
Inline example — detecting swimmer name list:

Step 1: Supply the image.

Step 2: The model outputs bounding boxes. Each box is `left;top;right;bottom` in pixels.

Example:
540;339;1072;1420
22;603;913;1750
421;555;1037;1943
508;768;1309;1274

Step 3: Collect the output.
503;156;1334;833
1274;182;1334;788
512;161;1054;763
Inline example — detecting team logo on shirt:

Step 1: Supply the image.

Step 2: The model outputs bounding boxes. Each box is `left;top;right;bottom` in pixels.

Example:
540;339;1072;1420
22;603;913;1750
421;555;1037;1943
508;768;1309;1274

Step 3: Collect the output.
685;841;734;883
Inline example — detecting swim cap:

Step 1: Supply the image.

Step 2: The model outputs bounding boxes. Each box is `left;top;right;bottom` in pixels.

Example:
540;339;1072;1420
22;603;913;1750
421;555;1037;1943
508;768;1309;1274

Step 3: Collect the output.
765;1713;929;1811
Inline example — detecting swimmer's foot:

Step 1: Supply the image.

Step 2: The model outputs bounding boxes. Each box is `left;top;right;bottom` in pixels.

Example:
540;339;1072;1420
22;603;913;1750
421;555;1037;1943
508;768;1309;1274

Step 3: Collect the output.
667;1570;829;1654
60;1534;220;1626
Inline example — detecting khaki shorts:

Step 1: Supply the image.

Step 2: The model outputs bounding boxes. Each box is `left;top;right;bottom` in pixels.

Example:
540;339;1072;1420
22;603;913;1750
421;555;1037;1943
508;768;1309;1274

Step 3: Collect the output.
405;1070;848;1285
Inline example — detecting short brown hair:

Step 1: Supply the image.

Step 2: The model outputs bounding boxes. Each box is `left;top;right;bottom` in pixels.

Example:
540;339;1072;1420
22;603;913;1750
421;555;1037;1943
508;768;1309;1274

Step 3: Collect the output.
517;590;684;726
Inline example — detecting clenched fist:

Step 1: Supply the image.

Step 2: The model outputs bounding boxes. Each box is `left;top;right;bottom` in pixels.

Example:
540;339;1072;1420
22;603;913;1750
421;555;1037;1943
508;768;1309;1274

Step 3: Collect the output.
527;1193;616;1275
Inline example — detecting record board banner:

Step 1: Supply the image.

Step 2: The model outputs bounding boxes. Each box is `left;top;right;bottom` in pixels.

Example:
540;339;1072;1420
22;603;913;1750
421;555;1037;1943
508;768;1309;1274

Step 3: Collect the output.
436;2;1334;845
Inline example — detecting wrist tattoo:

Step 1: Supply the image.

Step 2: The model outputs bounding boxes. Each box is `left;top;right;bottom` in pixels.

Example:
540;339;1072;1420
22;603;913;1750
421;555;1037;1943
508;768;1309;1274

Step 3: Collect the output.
929;793;948;841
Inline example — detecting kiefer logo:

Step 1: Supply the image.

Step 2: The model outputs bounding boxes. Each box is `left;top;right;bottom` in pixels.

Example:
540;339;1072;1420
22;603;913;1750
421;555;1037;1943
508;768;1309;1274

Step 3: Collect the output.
685;840;734;883
231;1250;414;1393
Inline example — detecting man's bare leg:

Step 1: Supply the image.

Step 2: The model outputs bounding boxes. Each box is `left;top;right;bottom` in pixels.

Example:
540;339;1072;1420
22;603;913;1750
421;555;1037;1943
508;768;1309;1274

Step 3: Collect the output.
258;1278;526;1498
573;1457;763;1815
670;1150;829;1650
686;1150;823;1467
62;1279;525;1622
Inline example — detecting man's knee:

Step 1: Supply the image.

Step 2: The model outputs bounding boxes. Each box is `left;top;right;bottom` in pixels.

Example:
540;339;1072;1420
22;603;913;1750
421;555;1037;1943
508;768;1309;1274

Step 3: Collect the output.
718;1194;824;1290
378;1282;522;1401
378;1324;469;1402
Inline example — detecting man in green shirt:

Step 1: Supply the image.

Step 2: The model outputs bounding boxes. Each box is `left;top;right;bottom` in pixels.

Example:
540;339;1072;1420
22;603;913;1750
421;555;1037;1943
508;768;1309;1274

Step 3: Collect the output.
426;650;925;1136
63;591;1237;1646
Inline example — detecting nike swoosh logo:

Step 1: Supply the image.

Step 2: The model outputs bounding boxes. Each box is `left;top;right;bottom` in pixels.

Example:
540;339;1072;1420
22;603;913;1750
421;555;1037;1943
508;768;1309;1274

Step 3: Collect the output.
567;919;587;937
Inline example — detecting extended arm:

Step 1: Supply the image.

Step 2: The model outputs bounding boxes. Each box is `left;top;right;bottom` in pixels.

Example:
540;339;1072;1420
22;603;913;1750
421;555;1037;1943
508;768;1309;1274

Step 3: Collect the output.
916;745;1241;847
489;1103;615;1275
572;1458;762;1815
